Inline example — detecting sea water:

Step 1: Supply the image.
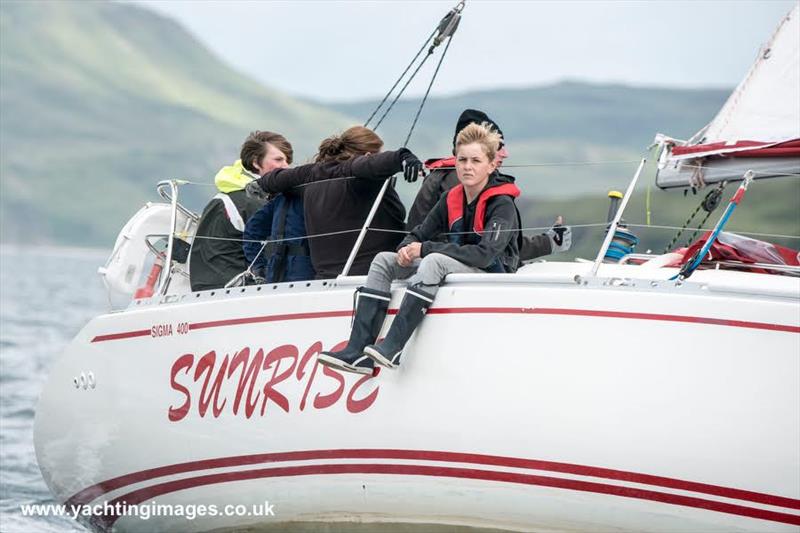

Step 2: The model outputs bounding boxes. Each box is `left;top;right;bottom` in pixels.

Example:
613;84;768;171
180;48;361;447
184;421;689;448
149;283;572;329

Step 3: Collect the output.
0;246;109;532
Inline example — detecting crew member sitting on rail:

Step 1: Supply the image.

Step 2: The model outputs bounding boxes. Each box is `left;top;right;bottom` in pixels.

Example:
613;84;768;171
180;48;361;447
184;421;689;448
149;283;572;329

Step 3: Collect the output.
318;122;522;375
189;131;291;291
407;108;572;259
254;126;425;279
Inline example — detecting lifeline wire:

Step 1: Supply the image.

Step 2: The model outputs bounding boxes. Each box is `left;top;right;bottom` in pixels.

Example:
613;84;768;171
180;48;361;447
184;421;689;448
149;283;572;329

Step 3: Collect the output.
190;223;612;246
174;158;648;191
625;223;800;241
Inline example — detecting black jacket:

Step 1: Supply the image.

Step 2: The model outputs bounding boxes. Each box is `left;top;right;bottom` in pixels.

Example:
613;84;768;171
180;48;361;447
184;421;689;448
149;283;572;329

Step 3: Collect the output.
401;172;521;273
407;164;459;230
189;189;265;291
256;150;408;278
408;158;552;260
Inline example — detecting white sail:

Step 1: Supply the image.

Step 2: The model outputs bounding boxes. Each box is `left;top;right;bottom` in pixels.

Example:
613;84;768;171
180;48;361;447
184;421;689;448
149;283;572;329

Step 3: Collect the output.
656;5;800;188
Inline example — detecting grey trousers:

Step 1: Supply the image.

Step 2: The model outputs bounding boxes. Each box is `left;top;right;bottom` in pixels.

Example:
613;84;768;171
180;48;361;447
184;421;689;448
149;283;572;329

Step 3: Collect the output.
364;252;483;297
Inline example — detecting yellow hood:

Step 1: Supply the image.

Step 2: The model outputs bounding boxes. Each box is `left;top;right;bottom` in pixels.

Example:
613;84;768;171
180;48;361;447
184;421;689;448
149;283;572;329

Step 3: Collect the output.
214;160;257;193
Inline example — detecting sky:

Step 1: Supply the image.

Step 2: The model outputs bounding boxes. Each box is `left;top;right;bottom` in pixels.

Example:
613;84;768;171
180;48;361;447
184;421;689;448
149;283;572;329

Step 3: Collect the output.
131;0;797;102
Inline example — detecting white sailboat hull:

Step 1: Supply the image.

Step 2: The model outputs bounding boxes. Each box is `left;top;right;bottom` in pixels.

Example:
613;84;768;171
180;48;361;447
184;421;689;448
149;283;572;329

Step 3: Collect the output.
34;262;800;532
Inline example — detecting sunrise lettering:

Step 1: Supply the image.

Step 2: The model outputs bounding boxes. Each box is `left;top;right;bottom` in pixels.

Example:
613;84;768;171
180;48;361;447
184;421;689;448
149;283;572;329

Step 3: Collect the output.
168;341;380;421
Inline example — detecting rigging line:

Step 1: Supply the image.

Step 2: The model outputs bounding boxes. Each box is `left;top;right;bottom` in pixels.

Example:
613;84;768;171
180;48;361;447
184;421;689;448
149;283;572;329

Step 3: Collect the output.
403;28;455;147
190;228;364;245
363;27;438;129
191;222;612;247
244;240;268;275
625;223;800;240
372;51;434;131
671;162;800;176
290;159;646;189
173;180;216;187
372;0;464;131
748;172;800;178
261;165;799;187
176;158;650;193
500;160;641;168
428;159;641;170
368;223;610;236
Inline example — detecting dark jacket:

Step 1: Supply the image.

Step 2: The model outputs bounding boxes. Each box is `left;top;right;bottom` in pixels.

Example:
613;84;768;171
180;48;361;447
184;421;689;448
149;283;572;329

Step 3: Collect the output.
401;172;522;273
406;158;459;230
408;156;552;261
256;150;408;279
242;193;314;283
189;189;265;291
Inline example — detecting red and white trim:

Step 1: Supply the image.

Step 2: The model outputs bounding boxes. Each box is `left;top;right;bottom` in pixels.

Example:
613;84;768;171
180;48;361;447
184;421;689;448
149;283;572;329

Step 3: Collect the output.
670;138;800;160
65;449;800;529
90;306;800;343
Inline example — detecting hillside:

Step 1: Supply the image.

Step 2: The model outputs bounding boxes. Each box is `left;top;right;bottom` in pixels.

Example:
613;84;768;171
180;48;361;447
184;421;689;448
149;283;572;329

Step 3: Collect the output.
327;83;731;199
1;1;796;251
0;0;351;245
518;178;800;261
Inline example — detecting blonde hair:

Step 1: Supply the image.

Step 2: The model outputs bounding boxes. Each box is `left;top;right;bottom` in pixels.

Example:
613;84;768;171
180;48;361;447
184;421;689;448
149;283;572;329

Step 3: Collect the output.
315;126;384;163
455;122;502;161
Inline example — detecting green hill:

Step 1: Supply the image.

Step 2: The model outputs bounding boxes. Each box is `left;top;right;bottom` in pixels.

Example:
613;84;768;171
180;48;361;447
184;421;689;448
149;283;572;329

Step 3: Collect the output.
329;85;798;252
327;82;731;199
0;0;351;245
519;178;800;260
1;0;796;252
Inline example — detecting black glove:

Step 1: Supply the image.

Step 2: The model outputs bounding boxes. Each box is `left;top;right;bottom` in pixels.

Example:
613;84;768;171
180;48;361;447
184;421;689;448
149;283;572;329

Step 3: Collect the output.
401;152;425;183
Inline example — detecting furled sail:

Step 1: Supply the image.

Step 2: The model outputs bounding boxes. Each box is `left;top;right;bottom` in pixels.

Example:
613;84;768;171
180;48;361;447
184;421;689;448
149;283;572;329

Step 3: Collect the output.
655;5;800;188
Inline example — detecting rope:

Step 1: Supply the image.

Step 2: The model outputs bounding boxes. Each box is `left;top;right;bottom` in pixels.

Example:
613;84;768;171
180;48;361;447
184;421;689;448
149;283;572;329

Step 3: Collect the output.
363;27;438;129
191;227;364;245
402;27;456;147
661;203;704;253
268;158;647;190
498;160;641;168
172;158;650;193
372;51;435;131
626;223;800;241
672;162;800;179
191;221;799;286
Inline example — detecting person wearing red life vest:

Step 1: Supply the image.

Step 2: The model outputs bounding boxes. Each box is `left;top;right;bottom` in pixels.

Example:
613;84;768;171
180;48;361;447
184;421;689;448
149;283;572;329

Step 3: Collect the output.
407;108;571;259
318;122;521;375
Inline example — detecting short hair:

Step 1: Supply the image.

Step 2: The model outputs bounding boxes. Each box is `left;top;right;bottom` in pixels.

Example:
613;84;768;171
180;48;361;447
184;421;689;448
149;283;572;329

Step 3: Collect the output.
455;122;502;161
240;131;293;172
315;126;383;163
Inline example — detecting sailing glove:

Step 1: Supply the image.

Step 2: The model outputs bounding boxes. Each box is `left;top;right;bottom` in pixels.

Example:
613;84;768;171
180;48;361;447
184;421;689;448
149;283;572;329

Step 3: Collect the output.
401;152;426;183
547;224;572;254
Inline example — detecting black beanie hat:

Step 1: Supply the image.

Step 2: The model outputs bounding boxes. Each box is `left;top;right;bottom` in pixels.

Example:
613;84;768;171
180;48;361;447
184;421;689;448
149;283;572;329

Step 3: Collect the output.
452;108;505;152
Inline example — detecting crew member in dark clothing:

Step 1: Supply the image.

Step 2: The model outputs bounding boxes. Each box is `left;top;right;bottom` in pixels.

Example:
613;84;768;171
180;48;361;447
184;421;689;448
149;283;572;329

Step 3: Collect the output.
255;126;425;279
189;131;292;291
242;191;314;283
318;123;521;375
407;108;571;260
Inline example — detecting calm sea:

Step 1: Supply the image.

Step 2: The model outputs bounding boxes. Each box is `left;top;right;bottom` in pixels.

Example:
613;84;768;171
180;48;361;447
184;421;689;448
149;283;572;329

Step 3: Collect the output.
0;246;110;532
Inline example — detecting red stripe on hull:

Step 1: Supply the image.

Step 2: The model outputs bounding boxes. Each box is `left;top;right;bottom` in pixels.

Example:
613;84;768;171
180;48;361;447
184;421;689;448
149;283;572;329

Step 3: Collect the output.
66;449;800;510
92;462;800;530
190;310;352;331
90;329;150;342
90;306;800;342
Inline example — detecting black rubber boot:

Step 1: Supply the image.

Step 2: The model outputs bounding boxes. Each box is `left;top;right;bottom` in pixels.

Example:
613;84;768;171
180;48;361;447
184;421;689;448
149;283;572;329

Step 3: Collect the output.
363;285;434;369
318;287;391;375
